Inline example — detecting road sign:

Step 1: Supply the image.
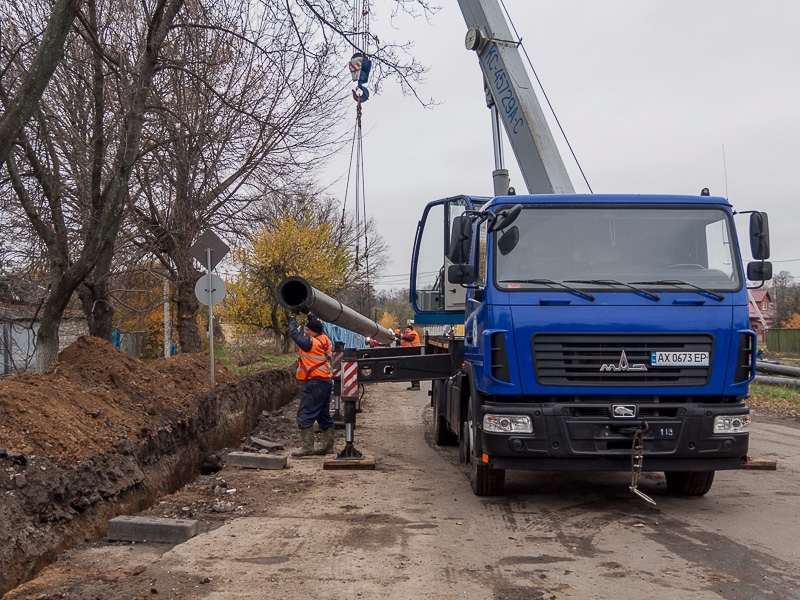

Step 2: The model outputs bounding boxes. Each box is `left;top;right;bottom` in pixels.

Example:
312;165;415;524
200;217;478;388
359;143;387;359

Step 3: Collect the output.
195;274;227;306
190;229;229;271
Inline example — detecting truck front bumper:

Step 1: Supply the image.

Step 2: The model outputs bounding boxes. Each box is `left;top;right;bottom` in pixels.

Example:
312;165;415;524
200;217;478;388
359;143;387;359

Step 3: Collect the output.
480;401;749;472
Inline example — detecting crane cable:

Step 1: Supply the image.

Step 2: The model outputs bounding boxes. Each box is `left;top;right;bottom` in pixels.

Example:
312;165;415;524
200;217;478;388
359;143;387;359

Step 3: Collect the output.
341;0;374;313
500;0;593;193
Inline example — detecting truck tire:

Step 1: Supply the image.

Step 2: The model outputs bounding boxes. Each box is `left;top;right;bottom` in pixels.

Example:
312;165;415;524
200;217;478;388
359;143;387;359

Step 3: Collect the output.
433;392;458;446
466;397;505;495
664;471;715;496
470;458;505;496
458;420;470;464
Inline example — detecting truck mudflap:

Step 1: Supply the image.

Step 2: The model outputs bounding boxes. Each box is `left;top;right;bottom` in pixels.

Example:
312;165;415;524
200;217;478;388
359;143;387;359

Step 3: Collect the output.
479;401;749;472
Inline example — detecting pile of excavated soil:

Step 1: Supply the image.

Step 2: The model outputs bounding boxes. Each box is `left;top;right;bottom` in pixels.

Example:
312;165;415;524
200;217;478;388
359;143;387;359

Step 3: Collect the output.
0;336;238;464
0;336;298;596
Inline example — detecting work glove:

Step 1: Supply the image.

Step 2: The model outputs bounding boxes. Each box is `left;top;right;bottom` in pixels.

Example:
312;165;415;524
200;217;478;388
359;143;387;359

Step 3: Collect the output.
298;301;310;314
290;306;299;316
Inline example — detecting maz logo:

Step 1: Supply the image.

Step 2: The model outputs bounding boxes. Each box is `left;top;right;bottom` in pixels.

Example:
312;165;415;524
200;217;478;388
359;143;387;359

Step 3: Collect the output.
612;405;637;418
599;349;648;372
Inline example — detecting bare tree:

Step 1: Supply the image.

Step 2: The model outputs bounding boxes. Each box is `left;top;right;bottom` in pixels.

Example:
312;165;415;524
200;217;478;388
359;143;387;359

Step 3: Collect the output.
769;271;800;328
0;0;83;164
125;0;347;352
1;0;433;368
2;0;184;370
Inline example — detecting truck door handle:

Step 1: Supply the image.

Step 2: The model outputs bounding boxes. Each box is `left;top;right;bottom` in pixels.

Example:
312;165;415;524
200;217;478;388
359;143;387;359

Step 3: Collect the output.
449;288;457;294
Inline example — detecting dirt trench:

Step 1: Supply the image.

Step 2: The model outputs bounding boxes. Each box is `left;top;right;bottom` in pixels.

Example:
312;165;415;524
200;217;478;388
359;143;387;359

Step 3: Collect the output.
0;337;298;596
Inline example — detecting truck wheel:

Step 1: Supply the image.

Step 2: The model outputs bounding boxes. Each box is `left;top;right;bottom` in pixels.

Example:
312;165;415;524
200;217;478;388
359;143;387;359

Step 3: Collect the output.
466;398;505;495
470;457;505;496
458;420;471;463
664;471;715;496
433;394;457;446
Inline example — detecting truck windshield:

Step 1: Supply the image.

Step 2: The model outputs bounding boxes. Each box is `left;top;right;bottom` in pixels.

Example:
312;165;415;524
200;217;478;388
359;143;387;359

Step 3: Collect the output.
495;206;740;292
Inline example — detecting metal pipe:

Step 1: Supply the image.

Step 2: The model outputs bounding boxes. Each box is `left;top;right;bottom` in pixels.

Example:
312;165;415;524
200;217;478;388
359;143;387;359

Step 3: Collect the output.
756;361;800;377
277;276;396;345
754;375;800;387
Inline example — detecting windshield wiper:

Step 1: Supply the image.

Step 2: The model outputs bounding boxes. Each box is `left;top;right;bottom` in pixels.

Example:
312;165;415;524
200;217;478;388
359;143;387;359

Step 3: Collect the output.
564;279;660;301
628;279;724;301
500;279;595;301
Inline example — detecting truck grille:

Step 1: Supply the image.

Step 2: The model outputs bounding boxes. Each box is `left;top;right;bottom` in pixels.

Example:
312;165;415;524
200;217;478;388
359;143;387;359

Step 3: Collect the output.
532;334;713;386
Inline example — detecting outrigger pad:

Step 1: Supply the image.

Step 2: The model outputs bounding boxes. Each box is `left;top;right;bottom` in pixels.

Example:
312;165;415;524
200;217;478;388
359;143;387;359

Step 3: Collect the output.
741;456;777;470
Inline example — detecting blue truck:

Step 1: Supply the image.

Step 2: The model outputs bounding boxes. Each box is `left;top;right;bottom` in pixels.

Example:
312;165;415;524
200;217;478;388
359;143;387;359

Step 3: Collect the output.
411;192;771;498
401;1;774;498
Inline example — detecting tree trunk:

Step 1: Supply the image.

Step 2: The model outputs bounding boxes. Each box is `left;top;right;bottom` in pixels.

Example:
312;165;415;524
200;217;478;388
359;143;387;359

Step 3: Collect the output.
35;282;76;372
175;275;202;353
77;242;116;340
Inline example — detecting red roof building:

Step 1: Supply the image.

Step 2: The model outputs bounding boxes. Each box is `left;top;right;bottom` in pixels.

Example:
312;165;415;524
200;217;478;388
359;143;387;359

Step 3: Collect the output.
748;289;774;344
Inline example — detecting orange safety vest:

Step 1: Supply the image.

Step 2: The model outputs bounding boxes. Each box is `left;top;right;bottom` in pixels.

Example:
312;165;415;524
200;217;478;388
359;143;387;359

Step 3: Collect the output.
401;329;420;347
296;334;332;382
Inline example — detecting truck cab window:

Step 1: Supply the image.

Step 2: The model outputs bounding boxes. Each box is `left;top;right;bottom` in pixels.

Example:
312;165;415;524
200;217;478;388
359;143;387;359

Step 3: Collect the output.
495;206;741;291
414;203;445;312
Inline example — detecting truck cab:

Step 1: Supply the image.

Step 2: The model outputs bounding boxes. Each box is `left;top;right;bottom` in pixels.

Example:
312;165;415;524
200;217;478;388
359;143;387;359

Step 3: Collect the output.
412;192;772;496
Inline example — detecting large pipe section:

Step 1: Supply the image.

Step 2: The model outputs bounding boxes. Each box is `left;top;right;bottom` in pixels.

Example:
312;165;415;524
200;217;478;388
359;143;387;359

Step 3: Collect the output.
277;276;396;346
754;375;800;388
756;361;800;378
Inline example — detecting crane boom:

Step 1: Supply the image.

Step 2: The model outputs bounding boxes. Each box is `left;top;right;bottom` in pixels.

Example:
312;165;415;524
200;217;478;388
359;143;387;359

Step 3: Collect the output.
457;0;574;194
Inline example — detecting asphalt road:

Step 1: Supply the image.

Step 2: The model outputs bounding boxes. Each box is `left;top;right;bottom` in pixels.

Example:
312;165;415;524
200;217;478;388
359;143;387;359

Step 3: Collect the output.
6;382;800;600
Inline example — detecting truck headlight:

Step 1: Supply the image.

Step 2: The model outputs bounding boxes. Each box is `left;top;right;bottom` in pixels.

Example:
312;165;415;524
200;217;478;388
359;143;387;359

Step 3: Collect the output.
713;415;750;434
483;414;533;434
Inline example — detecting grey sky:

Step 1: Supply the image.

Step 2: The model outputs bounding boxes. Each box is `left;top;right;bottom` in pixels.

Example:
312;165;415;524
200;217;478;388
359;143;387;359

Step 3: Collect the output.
321;1;800;290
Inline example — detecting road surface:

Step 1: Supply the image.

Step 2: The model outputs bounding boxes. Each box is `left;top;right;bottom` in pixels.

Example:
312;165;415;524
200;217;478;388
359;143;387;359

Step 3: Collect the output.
6;382;800;599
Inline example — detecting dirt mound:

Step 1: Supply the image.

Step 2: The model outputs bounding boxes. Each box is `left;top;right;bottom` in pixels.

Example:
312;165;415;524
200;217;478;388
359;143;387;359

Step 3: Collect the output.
0;336;237;463
0;336;297;596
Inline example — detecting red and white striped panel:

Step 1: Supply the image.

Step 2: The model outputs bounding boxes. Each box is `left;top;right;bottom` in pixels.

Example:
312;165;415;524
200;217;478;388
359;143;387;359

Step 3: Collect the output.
331;350;343;378
341;360;359;398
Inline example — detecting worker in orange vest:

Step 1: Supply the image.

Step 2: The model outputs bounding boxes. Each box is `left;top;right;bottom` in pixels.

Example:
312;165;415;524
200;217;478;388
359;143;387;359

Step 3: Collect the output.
401;325;421;390
288;311;335;457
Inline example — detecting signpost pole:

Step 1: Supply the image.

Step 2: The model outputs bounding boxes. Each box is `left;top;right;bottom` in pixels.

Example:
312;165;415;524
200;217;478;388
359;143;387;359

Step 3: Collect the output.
163;275;170;359
190;229;229;387
206;247;215;386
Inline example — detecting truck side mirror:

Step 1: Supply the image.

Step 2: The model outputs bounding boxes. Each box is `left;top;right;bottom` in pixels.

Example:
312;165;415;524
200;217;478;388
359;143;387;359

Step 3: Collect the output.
448;264;476;285
448;215;473;263
747;261;772;282
749;212;770;260
489;204;522;232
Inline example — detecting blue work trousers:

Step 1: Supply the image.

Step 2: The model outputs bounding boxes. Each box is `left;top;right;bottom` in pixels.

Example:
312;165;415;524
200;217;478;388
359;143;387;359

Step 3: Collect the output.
296;378;334;430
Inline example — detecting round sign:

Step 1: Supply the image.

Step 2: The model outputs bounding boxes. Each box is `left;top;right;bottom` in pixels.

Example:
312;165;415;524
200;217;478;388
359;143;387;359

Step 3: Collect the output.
195;274;227;306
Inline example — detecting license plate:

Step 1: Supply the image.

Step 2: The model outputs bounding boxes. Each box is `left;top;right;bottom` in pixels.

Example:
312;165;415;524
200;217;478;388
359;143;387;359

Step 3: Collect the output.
650;351;709;367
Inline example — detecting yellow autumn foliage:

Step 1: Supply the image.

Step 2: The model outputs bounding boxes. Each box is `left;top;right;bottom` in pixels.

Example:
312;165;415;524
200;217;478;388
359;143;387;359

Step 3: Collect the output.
783;313;800;329
221;210;352;335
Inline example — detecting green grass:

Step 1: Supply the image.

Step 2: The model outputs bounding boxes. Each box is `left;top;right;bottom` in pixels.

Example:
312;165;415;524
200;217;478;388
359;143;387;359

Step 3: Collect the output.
749;382;800;408
214;343;296;375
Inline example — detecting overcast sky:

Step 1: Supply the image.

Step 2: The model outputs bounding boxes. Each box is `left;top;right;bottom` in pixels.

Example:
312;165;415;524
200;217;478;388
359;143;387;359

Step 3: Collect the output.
320;0;800;290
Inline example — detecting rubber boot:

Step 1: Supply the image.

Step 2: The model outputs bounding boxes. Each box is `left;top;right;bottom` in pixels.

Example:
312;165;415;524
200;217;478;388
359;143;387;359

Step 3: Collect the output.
291;427;316;457
314;427;336;455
